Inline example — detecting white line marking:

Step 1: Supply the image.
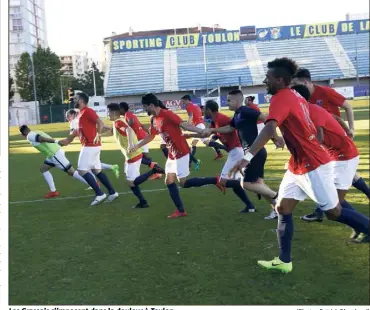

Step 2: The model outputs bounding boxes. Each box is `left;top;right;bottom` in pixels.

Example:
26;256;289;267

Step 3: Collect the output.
9;178;282;205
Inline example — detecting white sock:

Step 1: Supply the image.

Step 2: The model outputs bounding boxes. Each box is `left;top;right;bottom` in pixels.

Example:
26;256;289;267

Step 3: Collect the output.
43;171;56;192
101;163;112;170
73;171;88;185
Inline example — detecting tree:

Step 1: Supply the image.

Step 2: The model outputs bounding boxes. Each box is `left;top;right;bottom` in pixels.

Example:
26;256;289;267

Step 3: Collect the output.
71;62;105;96
15;52;33;101
9;73;15;101
15;47;61;104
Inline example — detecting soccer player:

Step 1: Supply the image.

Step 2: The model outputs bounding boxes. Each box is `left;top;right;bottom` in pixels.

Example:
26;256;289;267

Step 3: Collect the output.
59;92;118;206
229;57;369;273
119;102;163;180
65;109;120;179
291;69;370;221
210;90;280;219
199;104;225;160
107;103;164;208
19;125;90;198
245;96;264;134
185;100;256;213
181;95;205;170
129;93;227;219
291;84;369;243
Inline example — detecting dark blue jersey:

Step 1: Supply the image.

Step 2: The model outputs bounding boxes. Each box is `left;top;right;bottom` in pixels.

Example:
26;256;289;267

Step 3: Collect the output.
230;106;261;151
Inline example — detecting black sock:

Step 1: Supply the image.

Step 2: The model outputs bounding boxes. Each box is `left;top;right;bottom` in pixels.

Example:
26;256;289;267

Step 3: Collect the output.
214;148;222;155
161;147;168;158
130;185;146;204
225;180;255;209
141;156;152;167
96;172;115;195
133;170;156;186
189;154;198;164
183;177;217;188
277;214;294;263
167;183;184;212
191;145;197;156
352;177;370;199
208;141;227;151
82;172;104;196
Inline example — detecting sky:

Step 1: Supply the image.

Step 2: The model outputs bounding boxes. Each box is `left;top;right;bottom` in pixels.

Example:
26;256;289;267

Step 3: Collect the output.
45;0;369;60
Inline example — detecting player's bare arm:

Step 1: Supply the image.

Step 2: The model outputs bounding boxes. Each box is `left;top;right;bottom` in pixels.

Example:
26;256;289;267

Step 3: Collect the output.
179;121;204;134
187;112;193;124
129;134;155;153
37;135;58;144
316;126;324;144
126;118;134;127
332;113;352;137
258;113;284;147
341;101;355;135
228;120;278;177
210;125;234;134
126;126;135;147
58;131;77;146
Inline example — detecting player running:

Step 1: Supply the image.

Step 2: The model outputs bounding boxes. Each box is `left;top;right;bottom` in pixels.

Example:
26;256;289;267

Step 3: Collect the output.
129;93;226;219
211;89;280;219
185;100;256;213
291;84;369;243
291;68;370;222
19;125;90;198
181;95;204;170
229;57;369;273
118;102;162;180
59;92;118;206
65;108;120;179
245;96;264;134
106;103;164;208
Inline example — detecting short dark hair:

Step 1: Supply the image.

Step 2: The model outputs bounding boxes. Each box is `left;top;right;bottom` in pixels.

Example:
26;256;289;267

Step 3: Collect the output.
158;100;168;110
294;68;312;81
77;92;89;104
119;102;129;112
267;57;299;85
205;100;219;112
181;94;191;101
246;95;255;101
66;109;78;116
142;93;159;106
107;103;120;112
19;124;29;134
291;84;311;101
228;89;243;96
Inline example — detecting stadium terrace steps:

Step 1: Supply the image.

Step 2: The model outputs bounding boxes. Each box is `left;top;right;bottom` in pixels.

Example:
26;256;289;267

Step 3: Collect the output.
105;33;369;97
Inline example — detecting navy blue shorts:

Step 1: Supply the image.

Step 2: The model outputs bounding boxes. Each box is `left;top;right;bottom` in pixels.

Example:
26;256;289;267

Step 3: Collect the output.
243;147;267;183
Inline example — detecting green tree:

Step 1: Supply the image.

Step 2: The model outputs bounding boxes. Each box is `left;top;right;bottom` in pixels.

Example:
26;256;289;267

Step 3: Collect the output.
15;47;61;104
15;53;33;101
9;73;15;101
71;62;105;96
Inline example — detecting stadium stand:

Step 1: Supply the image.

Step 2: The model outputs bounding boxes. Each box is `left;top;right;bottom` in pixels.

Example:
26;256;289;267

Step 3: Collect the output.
104;20;369;97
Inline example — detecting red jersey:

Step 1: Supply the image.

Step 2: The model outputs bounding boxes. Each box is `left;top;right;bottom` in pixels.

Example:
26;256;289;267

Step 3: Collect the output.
186;103;204;126
150;109;190;160
308;104;358;161
248;103;263;124
124;111;147;140
266;88;331;175
75;106;101;147
210;112;241;152
310;85;345;117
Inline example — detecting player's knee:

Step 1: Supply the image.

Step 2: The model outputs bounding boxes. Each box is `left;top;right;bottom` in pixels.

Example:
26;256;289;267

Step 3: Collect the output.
40;166;47;173
275;204;291;215
219;178;227;186
324;204;342;221
127;181;134;188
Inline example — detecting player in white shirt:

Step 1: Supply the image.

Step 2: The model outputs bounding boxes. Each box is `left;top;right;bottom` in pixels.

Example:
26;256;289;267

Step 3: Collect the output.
19;125;90;198
65;109;120;188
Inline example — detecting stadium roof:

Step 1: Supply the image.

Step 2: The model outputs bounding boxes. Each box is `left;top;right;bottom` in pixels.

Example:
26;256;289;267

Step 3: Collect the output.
103;26;226;42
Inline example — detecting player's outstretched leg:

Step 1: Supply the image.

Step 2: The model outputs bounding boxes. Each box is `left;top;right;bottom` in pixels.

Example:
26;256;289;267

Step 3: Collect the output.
93;169;118;203
223;179;255;212
80;171;107;205
352;173;370;199
180;175;225;194
40;165;59;198
257;198;297;274
101;163;120;179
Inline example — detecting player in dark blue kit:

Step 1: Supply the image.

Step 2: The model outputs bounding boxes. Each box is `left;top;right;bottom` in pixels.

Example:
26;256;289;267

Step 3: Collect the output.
206;90;282;218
